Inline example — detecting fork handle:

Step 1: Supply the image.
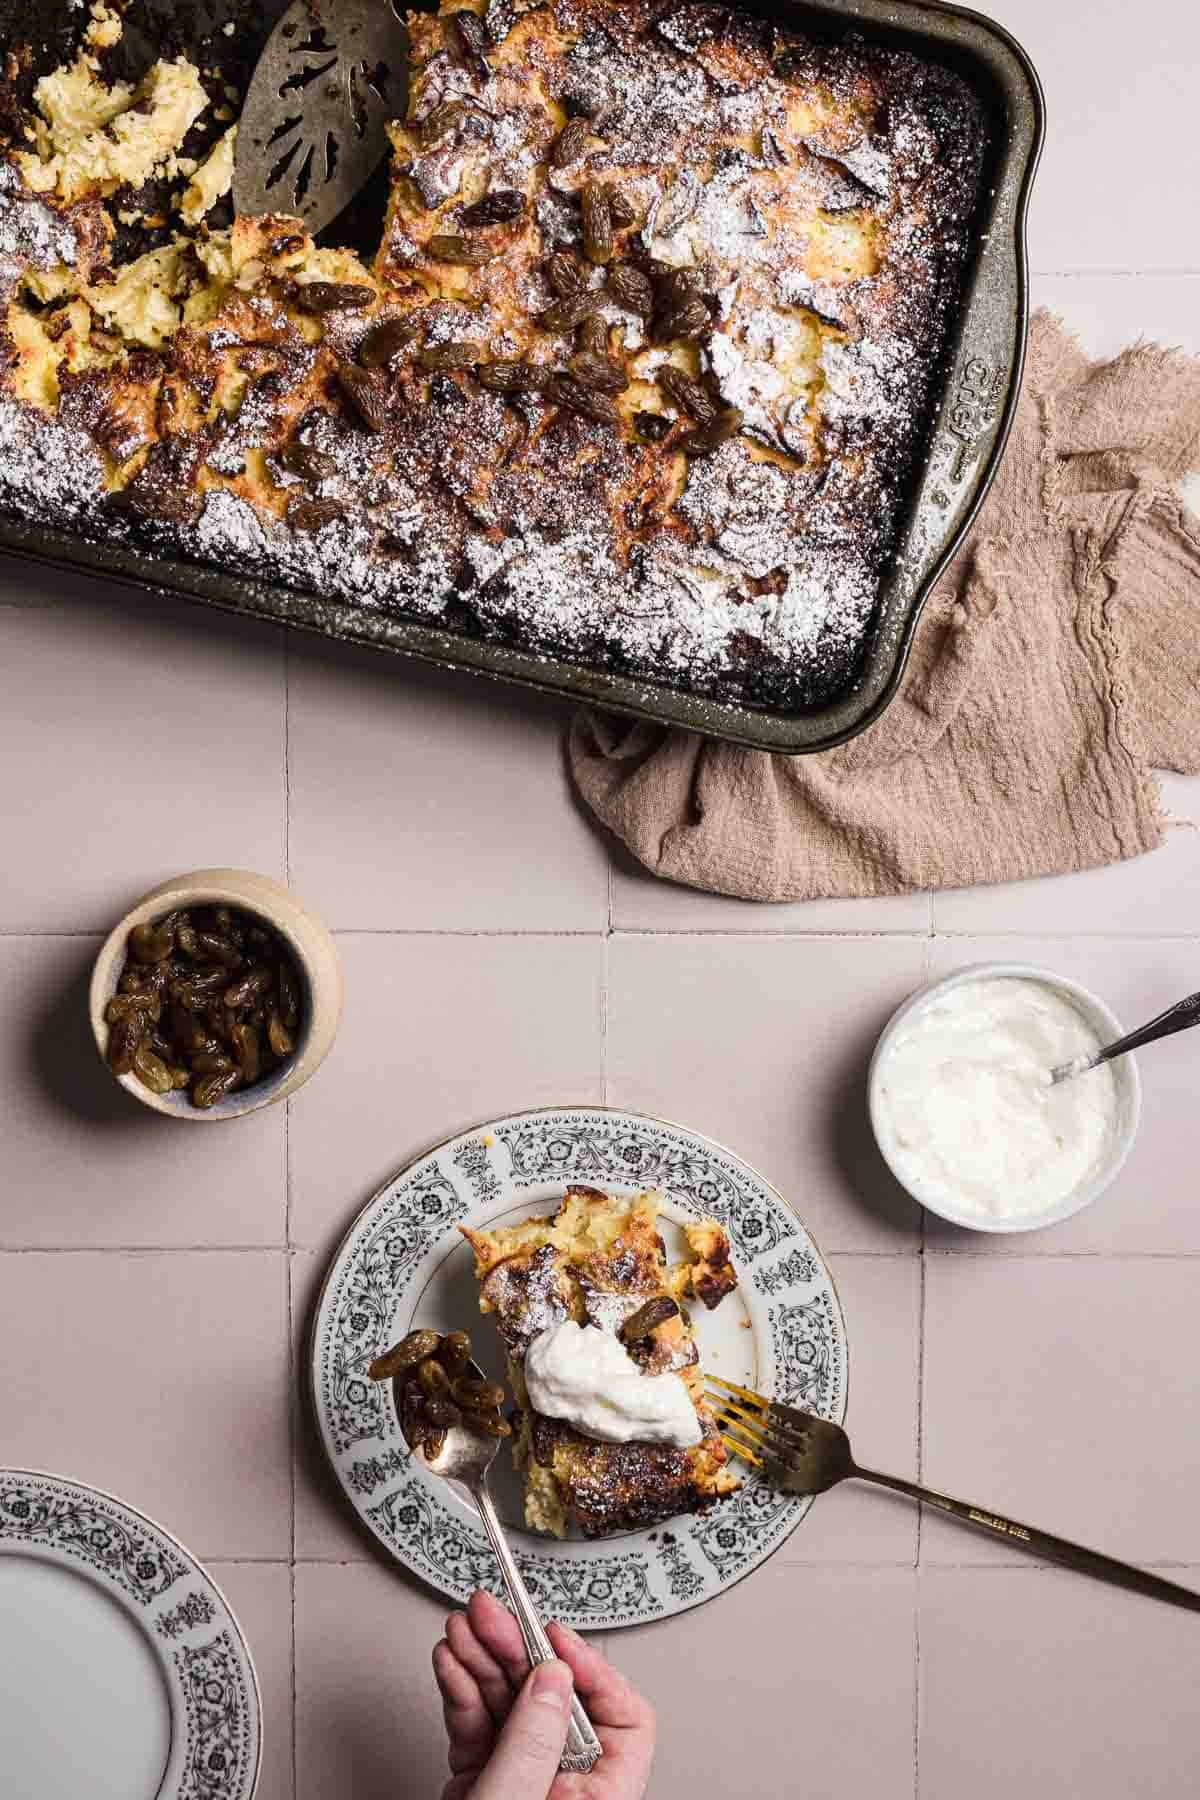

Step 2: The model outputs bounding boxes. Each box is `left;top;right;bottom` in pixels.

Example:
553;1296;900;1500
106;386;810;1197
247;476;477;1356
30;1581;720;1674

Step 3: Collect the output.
852;1466;1200;1613
470;1479;604;1773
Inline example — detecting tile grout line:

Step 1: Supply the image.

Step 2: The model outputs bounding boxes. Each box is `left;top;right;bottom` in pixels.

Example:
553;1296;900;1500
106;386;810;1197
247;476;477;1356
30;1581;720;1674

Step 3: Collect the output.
284;1121;299;1791
600;932;610;1106
913;1565;923;1800
285;1112;298;1796
291;1550;1200;1569
913;1103;928;1800
330;927;612;938
0;1244;294;1254
915;905;931;1800
279;1232;299;1798
601;860;612;1104
12;1244;1200;1259
283;628;292;890
289;1558;299;1800
283;618;297;1800
10;925;1200;941
1030;266;1200;279
915;1242;927;1542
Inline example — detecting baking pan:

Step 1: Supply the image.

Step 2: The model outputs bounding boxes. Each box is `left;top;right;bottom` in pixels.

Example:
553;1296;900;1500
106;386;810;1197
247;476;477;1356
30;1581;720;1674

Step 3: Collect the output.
0;0;1043;754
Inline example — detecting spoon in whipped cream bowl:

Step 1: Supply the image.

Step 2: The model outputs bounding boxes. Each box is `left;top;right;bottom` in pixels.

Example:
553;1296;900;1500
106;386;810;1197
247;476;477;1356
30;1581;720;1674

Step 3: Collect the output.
1049;987;1200;1084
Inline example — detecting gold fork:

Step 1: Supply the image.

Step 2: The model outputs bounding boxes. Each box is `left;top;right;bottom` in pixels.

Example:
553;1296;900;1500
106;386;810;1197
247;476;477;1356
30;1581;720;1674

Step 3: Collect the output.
707;1375;1200;1615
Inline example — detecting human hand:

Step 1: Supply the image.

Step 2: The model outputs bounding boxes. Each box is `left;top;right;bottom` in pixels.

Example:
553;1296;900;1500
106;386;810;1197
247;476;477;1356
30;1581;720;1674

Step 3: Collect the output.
432;1588;656;1800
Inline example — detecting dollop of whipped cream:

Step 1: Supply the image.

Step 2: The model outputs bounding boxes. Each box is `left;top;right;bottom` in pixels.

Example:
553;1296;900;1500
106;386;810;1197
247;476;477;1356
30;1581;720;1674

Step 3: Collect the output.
874;976;1119;1221
524;1320;702;1449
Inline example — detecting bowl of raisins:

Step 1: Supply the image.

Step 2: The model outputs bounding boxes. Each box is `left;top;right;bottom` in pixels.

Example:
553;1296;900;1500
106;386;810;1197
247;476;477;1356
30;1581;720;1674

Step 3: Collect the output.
89;869;342;1120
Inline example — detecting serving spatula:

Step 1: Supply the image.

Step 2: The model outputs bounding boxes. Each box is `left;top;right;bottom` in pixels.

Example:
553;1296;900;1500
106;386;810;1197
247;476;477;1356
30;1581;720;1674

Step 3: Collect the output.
232;0;408;236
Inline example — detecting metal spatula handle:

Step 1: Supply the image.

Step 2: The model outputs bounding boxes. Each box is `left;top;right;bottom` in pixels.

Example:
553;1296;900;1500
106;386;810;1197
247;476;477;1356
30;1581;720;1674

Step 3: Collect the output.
471;1479;604;1773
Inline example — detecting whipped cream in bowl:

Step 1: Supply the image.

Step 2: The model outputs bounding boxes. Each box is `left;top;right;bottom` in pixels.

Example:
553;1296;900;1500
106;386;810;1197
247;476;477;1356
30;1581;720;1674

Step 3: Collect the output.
868;964;1141;1233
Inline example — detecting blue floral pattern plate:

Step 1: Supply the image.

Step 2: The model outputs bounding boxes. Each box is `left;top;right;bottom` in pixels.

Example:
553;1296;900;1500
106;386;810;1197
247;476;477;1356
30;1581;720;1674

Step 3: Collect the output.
311;1107;848;1630
0;1469;261;1798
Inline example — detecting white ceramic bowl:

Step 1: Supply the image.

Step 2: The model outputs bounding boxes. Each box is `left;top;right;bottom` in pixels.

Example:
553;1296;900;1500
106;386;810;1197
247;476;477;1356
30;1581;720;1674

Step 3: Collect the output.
867;962;1141;1233
90;868;342;1121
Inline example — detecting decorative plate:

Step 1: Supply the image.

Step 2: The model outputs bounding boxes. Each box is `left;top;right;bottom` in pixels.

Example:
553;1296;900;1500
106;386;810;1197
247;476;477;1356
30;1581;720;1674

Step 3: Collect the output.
311;1106;848;1630
0;1470;261;1800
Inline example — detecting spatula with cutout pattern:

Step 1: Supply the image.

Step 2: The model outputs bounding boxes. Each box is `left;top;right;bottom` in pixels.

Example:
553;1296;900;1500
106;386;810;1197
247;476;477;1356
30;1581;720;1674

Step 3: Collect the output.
233;0;408;237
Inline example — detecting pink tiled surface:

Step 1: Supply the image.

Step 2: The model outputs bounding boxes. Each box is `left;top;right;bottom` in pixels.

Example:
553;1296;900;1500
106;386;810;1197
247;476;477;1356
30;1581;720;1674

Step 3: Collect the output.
611;845;934;934
3;7;1200;1797
0;1252;290;1560
293;1565;453;1800
611;1567;920;1800
0;935;286;1248
781;1254;922;1567
987;1;1196;277
288;932;604;1259
919;1567;1200;1800
286;640;608;933
921;1257;1200;1568
607;933;929;1252
0;573;285;934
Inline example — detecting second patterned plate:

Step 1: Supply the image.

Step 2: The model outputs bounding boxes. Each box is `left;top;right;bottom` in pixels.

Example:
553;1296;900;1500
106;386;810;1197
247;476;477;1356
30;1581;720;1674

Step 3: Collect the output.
0;1469;260;1799
310;1106;848;1630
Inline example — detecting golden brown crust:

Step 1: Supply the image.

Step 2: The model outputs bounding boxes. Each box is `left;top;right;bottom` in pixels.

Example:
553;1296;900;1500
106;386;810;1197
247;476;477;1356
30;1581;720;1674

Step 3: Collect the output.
681;1217;738;1310
463;1185;739;1538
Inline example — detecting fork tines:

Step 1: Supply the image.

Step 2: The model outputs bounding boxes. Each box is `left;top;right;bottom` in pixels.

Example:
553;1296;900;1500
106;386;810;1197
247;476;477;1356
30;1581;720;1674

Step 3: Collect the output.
705;1374;797;1471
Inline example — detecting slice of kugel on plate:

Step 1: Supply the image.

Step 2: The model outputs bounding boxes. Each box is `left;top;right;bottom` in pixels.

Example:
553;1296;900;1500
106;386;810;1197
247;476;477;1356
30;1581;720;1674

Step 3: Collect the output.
461;1185;740;1538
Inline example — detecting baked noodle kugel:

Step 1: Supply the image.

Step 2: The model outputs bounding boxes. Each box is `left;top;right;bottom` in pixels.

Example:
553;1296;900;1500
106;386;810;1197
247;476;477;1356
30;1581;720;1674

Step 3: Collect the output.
0;0;986;708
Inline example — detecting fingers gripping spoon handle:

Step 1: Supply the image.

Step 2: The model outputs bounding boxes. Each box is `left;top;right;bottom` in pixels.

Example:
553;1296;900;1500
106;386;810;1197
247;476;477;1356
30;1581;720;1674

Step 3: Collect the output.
470;1477;604;1774
407;1359;603;1776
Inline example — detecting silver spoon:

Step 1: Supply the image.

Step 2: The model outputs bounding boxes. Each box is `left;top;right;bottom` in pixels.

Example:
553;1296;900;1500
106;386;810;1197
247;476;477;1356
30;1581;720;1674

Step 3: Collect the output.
393;1364;603;1776
1050;988;1200;1084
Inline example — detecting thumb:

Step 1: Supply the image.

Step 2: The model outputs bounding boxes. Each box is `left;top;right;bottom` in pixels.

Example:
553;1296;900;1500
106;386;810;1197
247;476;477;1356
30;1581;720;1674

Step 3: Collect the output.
470;1659;574;1800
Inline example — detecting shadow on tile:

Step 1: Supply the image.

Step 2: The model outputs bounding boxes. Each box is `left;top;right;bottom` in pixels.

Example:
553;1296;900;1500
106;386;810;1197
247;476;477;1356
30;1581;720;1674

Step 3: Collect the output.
283;614;568;735
295;1564;450;1800
29;937;150;1133
0;558;114;610
0;534;575;750
826;1030;922;1240
283;625;608;931
299;1677;445;1800
0;555;286;666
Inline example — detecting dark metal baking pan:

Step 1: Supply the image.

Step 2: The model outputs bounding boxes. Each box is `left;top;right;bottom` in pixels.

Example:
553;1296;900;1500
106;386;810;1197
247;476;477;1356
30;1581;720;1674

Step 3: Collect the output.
0;0;1043;755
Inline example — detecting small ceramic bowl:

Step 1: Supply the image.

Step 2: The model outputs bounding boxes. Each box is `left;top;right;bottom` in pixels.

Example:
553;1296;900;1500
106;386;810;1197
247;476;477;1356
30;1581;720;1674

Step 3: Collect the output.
90;868;342;1121
868;962;1141;1233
